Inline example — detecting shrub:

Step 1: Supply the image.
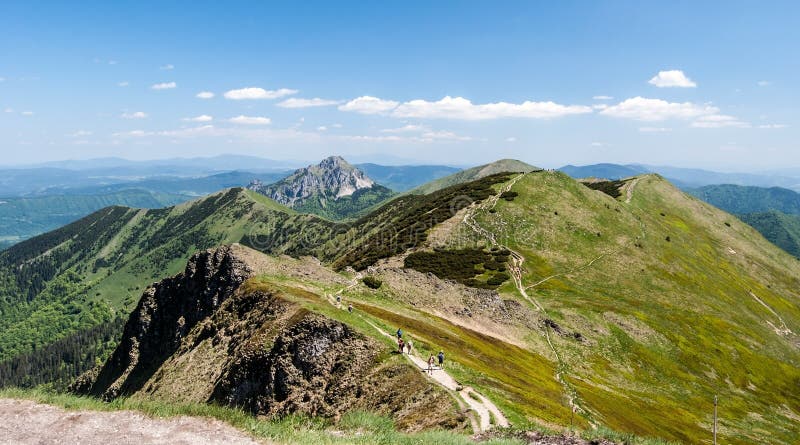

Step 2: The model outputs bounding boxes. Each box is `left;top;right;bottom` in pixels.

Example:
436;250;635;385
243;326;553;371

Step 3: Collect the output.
362;276;383;289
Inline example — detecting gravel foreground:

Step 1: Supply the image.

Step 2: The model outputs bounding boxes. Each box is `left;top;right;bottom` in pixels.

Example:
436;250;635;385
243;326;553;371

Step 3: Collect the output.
0;399;264;445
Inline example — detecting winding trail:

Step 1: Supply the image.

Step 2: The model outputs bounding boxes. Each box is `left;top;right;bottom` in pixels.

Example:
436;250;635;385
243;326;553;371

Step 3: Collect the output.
624;177;640;204
327;274;509;433
749;291;795;337
461;173;593;425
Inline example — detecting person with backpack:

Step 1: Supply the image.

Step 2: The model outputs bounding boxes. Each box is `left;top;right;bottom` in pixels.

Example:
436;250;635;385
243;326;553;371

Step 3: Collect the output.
398;337;405;354
396;328;403;339
405;339;413;354
427;354;435;374
437;350;445;369
347;303;353;314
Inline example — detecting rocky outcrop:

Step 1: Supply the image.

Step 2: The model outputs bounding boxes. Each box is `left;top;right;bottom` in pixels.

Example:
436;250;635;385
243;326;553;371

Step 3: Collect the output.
248;156;376;207
72;245;255;399
73;244;465;432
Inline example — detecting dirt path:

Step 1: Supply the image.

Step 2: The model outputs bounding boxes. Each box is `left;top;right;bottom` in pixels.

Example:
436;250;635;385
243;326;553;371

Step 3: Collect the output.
748;291;795;337
329;274;509;432
624;177;640;204
0;398;264;445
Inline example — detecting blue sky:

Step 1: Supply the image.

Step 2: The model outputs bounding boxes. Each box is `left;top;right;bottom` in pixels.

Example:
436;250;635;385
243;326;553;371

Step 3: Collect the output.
0;1;798;169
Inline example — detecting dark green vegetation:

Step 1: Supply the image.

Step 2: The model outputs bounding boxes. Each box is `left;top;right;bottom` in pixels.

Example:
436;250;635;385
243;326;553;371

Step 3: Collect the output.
291;184;396;220
0;317;123;390
404;248;510;288
687;184;800;215
361;276;383;289
0;190;188;249
738;211;800;258
330;173;515;270
582;180;626;198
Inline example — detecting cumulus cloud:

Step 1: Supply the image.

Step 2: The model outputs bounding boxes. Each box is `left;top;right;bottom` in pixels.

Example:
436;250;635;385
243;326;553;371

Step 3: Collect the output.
117;81;129;87
593;95;613;100
224;87;297;100
338;96;399;114
160;64;174;70
277;97;341;108
121;111;148;119
757;80;771;87
229;115;271;125
758;124;787;129
317;126;328;131
506;137;517;142
196;91;215;99
113;130;151;137
391;96;592;120
21;111;35;116
182;115;213;122
639;127;672;133
70;130;93;137
600;97;717;121
690;115;750;128
151;82;176;90
648;70;697;88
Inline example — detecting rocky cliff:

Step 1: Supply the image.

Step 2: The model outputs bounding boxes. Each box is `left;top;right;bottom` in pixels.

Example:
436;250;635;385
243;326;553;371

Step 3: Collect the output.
72;245;465;432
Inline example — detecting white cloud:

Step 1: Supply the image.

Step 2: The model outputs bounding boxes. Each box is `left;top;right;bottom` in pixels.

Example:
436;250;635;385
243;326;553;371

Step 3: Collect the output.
590;142;606;147
338;96;400;115
151;82;176;90
70;130;93;137
277;97;341;108
331;123;343;128
317;126;328;131
182;115;213;122
121;111;148;119
117;81;129;87
381;124;429;133
690;114;750;128
592;104;609;110
758;124;787;129
113;130;151;137
648;70;697;88
600;97;717;121
229;115;271;125
593;95;613;100
505;137;517;142
420;130;472;141
196;91;215;99
391;96;592;120
639;127;672;133
223;87;297;100
757;80;771;87
160;64;174;70
21;111;34;116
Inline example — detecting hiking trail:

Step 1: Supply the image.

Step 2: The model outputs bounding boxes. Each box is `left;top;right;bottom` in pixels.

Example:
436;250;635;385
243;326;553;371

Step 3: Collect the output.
462;173;594;426
326;274;509;433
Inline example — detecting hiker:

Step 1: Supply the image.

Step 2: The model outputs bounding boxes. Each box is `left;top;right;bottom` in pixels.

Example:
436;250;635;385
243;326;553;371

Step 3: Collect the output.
406;339;413;354
427;354;435;374
398;338;405;354
438;350;445;369
396;327;403;339
348;303;353;314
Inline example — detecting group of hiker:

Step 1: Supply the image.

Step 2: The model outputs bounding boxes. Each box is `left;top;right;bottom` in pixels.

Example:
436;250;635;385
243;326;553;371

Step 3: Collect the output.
396;328;445;374
335;294;446;376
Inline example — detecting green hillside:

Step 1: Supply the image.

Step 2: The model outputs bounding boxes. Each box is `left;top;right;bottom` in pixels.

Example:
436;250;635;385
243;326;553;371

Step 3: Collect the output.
409;159;540;195
0;189;189;248
1;170;799;444
738;210;800;258
687;184;800;215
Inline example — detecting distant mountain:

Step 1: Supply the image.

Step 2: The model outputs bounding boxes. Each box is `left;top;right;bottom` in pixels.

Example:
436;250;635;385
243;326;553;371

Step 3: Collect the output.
248;156;395;220
739;211;800;258
0;190;189;248
687;184;800;215
558;163;647;180
559;163;800;190
9;154;303;172
355;163;461;192
410;159;540;194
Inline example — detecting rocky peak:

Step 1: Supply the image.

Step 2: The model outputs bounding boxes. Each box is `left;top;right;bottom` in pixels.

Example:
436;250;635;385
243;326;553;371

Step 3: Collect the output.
247;156;376;207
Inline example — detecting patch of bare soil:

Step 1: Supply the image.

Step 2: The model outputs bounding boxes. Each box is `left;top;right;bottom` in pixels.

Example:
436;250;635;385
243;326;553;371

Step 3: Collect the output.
0;398;265;445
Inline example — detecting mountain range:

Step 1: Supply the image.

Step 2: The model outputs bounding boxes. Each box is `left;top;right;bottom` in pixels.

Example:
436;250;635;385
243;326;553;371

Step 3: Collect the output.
0;159;798;444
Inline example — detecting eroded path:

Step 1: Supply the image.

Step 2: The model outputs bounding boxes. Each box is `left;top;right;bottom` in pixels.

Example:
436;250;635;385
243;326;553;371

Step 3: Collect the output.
328;275;509;433
0;398;264;445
